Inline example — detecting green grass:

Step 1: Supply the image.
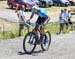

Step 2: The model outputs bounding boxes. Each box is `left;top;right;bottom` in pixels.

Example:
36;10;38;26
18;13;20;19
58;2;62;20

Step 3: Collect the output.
0;23;19;39
0;22;75;39
0;30;18;39
45;22;74;35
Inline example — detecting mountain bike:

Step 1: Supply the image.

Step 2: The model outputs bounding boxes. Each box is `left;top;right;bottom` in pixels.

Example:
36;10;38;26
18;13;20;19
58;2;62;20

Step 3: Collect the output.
23;23;51;54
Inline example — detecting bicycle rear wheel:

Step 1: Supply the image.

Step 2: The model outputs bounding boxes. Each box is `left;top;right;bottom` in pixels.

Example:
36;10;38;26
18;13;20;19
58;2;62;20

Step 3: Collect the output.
41;31;51;51
23;32;36;54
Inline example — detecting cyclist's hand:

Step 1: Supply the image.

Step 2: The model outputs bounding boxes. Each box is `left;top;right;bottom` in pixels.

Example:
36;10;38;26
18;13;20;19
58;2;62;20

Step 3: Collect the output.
24;20;31;26
26;20;31;24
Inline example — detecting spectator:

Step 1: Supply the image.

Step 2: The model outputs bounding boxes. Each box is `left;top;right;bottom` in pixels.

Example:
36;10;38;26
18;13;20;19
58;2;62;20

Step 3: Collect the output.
17;5;30;36
68;10;73;31
63;9;69;29
15;4;20;13
57;9;65;34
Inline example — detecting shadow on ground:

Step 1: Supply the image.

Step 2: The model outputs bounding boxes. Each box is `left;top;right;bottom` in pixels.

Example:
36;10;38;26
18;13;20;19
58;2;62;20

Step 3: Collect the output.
17;50;44;56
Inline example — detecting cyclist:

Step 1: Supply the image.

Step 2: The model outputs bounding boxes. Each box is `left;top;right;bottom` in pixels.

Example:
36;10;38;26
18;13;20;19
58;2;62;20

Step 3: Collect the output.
29;5;50;44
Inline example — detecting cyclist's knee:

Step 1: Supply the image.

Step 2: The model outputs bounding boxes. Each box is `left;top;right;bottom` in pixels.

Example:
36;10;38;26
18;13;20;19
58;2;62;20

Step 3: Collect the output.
40;26;45;35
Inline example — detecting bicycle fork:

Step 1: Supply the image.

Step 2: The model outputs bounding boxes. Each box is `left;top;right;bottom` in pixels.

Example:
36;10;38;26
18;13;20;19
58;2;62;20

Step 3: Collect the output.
28;34;34;44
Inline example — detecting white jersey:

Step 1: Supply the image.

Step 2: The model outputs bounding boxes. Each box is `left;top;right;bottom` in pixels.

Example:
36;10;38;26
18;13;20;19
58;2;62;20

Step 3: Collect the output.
63;12;68;22
17;10;25;24
68;13;71;19
59;12;64;23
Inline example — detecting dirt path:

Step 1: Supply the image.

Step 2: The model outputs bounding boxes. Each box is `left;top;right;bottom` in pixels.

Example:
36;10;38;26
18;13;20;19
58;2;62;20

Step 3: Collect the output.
0;33;75;59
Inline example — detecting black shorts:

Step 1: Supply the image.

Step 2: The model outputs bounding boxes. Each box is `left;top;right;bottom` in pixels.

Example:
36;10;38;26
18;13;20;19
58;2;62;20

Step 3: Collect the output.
36;16;47;24
60;23;64;27
60;23;64;29
68;19;72;24
64;21;69;26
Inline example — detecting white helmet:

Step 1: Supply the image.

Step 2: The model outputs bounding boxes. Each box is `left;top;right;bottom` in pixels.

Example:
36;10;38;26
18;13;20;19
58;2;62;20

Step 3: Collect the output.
32;5;39;10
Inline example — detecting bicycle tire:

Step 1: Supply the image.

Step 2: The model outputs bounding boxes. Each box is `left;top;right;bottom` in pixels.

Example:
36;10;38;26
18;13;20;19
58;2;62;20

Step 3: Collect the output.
41;31;51;51
23;32;36;54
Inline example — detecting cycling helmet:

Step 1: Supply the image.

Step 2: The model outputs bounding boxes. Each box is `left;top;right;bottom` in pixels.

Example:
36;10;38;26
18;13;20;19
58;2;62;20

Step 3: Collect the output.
32;5;39;10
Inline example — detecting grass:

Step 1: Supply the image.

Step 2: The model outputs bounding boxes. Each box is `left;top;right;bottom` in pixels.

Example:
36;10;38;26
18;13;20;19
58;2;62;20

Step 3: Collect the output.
0;19;19;39
0;18;75;39
45;22;73;35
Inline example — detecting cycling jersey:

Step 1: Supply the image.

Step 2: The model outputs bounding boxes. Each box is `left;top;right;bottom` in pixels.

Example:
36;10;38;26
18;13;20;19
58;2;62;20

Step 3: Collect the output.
31;8;48;18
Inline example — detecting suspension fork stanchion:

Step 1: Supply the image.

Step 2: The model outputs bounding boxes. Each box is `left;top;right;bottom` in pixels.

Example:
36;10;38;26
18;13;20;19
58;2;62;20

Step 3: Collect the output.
28;33;32;43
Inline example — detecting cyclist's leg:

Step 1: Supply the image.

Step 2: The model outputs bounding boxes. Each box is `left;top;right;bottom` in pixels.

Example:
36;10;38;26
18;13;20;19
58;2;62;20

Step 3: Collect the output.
35;16;48;43
39;24;49;44
35;16;42;31
40;17;50;44
40;26;45;36
32;17;41;43
39;17;48;36
39;17;48;43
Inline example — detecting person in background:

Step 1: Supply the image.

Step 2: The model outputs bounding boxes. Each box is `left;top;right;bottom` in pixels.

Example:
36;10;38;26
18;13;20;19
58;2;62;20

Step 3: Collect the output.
17;5;30;36
68;10;73;32
15;4;20;13
63;9;69;29
57;9;65;34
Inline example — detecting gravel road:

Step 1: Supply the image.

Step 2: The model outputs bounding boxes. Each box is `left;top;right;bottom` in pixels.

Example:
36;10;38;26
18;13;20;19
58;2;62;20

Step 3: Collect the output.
0;33;75;59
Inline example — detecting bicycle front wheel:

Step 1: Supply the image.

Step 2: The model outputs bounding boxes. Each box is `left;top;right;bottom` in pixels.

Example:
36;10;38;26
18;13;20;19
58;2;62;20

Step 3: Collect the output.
41;31;51;51
23;32;36;54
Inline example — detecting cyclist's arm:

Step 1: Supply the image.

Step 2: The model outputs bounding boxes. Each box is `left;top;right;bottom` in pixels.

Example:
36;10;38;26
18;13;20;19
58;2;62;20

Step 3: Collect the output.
45;16;50;24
